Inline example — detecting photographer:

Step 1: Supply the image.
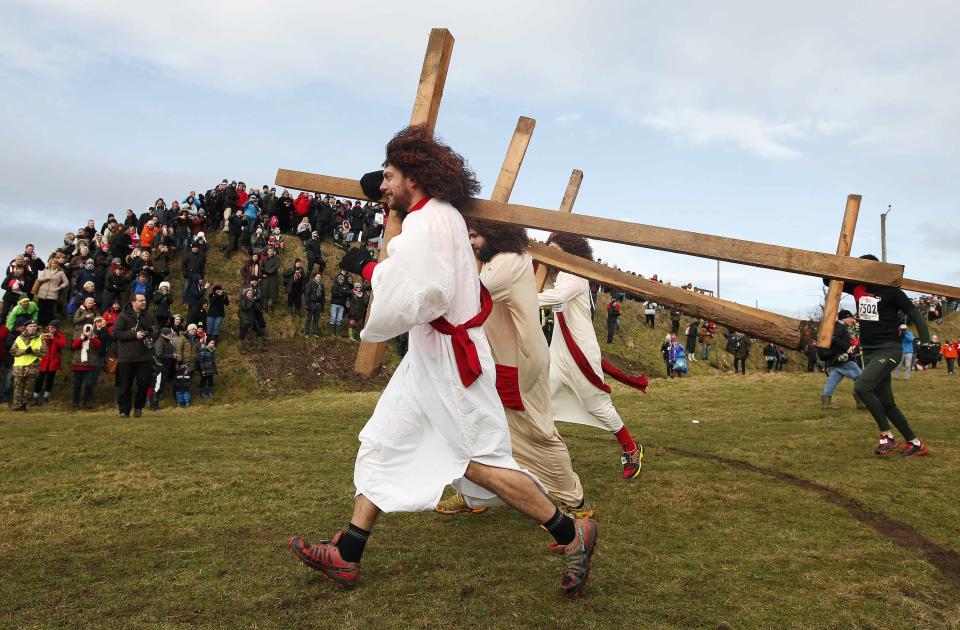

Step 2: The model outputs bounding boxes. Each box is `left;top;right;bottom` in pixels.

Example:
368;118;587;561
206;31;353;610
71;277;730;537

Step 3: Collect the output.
9;319;47;412
112;293;159;418
70;323;101;409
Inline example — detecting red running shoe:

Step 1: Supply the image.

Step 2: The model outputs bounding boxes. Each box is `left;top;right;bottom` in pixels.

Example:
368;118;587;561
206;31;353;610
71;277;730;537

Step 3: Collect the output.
549;518;599;598
901;440;928;457
288;532;361;589
874;435;899;455
621;444;643;479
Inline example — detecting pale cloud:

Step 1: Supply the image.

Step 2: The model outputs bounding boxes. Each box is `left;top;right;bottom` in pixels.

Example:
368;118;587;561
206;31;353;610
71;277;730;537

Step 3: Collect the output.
554;113;582;125
640;109;850;159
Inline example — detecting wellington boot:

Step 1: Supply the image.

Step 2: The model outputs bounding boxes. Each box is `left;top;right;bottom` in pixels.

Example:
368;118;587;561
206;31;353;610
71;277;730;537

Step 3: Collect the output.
348;328;356;342
821;395;839;412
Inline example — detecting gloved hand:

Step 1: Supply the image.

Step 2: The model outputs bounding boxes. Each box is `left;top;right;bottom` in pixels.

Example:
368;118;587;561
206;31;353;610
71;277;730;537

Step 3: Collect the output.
360;170;384;201
340;247;374;275
837;353;849;363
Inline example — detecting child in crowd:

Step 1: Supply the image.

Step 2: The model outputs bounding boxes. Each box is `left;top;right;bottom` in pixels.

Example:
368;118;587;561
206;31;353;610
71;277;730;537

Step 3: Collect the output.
174;363;193;408
197;339;217;398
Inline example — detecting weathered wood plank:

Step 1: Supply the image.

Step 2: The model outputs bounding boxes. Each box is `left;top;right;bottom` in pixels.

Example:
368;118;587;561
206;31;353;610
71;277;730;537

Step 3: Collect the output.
900;277;960;300
275;170;905;286
528;241;811;349
490;117;535;203
354;28;455;376
535;169;582;292
817;195;861;349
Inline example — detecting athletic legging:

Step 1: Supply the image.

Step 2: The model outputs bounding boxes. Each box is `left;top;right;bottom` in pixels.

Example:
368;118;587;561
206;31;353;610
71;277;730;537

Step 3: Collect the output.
853;347;916;442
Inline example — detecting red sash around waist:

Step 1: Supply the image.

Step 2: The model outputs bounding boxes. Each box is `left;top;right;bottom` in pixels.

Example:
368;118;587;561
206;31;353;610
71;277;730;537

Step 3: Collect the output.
495;364;525;411
556;311;648;394
429;284;493;388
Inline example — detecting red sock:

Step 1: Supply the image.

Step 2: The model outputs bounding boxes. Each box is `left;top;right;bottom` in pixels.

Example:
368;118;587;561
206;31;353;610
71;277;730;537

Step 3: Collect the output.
615;426;636;452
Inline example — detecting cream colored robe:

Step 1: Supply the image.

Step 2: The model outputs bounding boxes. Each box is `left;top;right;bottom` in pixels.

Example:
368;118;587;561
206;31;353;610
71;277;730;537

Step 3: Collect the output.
479;252;583;506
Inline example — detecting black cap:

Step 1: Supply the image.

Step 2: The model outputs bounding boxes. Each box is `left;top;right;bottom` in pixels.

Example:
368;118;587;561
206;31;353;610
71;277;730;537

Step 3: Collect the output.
360;170;384;201
837;309;854;320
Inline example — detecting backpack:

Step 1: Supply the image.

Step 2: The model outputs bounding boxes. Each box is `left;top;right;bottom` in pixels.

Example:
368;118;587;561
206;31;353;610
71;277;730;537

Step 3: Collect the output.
673;356;688;373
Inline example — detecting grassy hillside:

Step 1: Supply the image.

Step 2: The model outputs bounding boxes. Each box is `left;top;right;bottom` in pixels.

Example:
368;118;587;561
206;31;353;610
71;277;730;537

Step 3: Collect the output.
2;370;958;628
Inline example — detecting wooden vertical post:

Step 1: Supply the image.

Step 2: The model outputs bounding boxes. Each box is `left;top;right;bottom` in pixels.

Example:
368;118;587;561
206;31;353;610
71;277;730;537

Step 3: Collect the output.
535;169;583;291
490;117;536;203
354;28;455;376
817;194;862;349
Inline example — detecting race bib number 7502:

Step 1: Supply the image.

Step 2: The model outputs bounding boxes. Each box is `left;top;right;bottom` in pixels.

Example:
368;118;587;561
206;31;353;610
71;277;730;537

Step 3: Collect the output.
858;295;880;322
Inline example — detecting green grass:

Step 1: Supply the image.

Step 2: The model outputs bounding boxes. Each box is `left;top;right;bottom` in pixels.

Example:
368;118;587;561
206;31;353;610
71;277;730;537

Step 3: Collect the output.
3;368;959;629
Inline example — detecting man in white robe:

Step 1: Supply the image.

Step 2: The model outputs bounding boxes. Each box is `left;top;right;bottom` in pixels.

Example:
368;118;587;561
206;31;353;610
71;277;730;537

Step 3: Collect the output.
538;233;644;480
288;126;598;598
436;220;591;517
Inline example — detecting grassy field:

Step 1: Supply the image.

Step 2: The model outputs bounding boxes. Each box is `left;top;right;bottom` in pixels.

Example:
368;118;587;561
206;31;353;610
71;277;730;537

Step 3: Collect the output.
2;367;959;629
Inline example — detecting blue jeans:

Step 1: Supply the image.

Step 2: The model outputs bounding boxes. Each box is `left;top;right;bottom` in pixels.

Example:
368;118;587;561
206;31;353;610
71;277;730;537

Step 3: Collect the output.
329;304;345;325
701;343;711;360
206;315;224;337
823;360;862;396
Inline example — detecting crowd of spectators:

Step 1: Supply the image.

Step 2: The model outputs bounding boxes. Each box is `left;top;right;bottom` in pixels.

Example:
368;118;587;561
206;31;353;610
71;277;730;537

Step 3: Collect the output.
2;178;383;415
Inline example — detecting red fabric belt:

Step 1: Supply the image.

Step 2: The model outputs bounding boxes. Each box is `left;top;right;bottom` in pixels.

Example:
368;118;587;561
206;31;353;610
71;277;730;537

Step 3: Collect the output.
429;284;494;388
495;364;525;411
556;311;648;393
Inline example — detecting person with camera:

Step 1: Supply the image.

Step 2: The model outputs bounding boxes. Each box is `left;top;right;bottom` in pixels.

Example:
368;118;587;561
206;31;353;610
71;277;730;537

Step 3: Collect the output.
112;293;159;418
9;319;47;412
70;323;102;409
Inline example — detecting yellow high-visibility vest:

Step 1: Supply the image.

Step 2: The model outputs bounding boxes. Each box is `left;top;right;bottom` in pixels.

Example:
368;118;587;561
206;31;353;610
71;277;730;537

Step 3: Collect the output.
12;335;44;368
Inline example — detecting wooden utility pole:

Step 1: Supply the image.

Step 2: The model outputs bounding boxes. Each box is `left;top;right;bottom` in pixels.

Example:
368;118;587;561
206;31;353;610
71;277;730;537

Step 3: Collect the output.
535;169;582;292
353;28;455;376
817;195;862;349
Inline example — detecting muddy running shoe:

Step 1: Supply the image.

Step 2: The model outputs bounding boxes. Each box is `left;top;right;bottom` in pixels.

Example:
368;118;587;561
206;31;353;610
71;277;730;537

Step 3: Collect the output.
550;518;599;598
621;444;643;479
558;499;595;520
874;435;899;455
288;532;361;589
901;440;928;457
435;492;488;515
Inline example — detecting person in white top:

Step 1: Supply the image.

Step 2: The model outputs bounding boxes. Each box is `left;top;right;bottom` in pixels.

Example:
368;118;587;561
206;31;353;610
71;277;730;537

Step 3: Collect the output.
538;233;644;480
288;126;598;598
436;219;591;518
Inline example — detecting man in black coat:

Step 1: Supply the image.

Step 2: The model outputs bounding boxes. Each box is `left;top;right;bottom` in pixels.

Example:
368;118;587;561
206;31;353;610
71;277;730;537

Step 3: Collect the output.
112;294;159;417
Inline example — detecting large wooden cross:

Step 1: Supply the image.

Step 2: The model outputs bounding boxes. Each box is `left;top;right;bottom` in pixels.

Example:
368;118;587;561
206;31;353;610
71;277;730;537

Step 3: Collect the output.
276;27;960;372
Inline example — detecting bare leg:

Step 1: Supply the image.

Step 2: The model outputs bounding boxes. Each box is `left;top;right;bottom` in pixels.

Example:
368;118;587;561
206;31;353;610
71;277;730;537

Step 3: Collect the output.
350;494;381;531
464;461;556;523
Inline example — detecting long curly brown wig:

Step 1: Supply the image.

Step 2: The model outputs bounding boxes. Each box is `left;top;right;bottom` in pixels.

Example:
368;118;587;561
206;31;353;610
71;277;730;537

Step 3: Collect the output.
545;232;593;261
465;218;529;256
383;125;481;209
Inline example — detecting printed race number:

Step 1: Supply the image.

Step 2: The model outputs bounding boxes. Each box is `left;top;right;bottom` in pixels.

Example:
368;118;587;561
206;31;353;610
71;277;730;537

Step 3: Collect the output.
858;295;880;322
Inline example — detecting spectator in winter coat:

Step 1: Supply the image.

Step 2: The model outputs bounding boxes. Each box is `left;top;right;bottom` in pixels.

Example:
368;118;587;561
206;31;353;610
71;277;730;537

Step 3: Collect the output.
894;325;915;380
669;336;687;378
347;283;368;342
206;286;229;343
7;297;40;330
9;320;47;412
670;308;682;334
303;232;325;278
260;247;281;310
103;266;129;307
70;323;101;409
2;265;31;323
698;322;716;361
329;273;351;336
941;340;958;374
304;272;325;337
32;260;69;326
659;334;672;376
128;271;153;305
296;217;312;242
238;288;267;349
153;281;173;328
763;343;780;372
685;321;699;361
731;332;751;375
176;323;201;372
818;309;864;410
283;259;306;315
140;219;160;251
606;296;621;344
149;328;177;410
225;209;244;258
197;339;217;399
73;259;98;294
32;321;66;404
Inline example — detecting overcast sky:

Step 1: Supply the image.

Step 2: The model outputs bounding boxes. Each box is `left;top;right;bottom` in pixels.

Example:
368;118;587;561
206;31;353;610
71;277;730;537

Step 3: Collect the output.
2;1;958;316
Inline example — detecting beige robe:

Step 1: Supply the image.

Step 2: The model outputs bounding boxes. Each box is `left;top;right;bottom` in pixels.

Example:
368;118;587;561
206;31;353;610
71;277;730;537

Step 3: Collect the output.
479;252;583;506
539;271;624;433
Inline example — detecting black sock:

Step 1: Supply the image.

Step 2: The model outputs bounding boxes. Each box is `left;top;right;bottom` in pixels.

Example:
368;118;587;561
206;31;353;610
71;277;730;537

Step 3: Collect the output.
543;508;576;546
335;523;370;563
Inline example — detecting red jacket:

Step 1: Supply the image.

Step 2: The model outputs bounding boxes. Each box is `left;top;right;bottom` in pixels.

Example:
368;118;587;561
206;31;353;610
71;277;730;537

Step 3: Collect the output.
103;308;119;332
39;331;67;372
0;325;8;362
294;194;311;217
235;190;250;208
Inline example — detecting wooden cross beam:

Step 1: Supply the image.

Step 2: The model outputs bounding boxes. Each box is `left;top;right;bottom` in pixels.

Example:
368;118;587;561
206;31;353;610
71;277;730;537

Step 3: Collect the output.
816;195;861;349
528;241;813;349
352;28;455;376
276;169;906;287
534;169;582;292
